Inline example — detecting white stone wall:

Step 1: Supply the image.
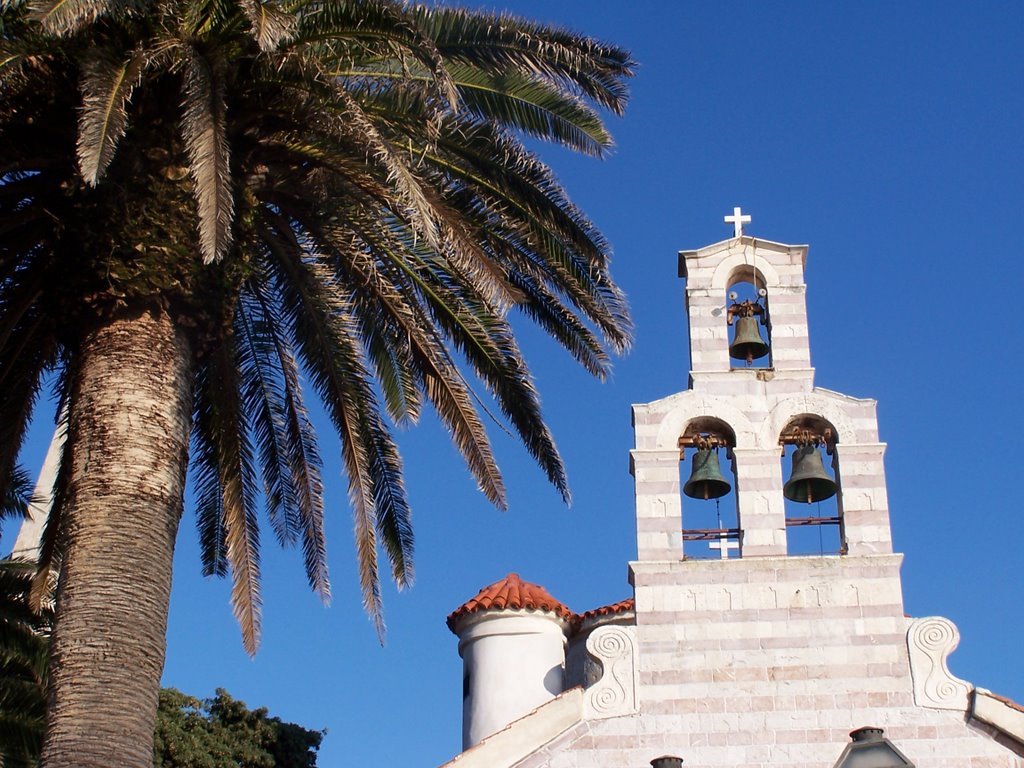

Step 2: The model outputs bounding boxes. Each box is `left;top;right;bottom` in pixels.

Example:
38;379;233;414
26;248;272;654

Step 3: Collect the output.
442;234;1023;768
506;554;1021;767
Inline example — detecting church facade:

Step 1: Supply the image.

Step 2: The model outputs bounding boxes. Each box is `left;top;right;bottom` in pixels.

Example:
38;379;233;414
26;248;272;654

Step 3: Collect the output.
441;215;1024;768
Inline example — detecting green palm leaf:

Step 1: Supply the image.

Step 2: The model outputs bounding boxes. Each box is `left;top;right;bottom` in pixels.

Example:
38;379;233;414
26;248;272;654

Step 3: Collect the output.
76;48;144;184
181;46;234;264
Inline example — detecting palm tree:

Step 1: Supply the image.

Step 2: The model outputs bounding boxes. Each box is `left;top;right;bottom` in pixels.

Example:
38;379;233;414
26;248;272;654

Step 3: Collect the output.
0;0;634;765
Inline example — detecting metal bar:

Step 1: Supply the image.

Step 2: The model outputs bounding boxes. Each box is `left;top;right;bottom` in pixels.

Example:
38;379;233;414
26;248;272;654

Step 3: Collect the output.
785;516;841;527
681;527;741;541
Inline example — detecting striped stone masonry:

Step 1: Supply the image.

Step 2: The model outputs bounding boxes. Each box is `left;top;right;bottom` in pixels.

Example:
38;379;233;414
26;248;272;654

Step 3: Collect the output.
679;237;812;374
631;449;684;562
560;554;1020;768
731;448;786;557
632;384;889;561
834;443;892;555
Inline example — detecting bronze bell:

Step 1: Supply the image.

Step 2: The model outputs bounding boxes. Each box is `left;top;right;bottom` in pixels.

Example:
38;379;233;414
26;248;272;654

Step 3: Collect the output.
783;445;837;504
683;448;731;500
729;316;770;364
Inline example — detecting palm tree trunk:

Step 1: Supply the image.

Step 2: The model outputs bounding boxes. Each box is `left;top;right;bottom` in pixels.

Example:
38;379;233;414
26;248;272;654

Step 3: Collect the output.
40;308;193;768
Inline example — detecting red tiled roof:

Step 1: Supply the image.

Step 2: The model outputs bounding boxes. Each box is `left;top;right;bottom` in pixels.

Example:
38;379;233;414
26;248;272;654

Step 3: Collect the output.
577;597;635;624
447;573;574;631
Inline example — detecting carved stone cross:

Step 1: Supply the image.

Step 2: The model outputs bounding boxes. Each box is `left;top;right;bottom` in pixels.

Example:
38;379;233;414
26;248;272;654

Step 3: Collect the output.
709;533;739;560
724;206;751;238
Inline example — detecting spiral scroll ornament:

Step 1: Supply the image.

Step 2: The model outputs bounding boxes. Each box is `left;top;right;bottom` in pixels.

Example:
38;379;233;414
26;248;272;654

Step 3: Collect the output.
907;616;971;711
591;627;630;660
583;626;638;719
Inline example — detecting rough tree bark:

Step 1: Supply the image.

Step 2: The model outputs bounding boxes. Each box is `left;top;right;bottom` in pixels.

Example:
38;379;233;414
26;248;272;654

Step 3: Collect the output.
40;308;193;768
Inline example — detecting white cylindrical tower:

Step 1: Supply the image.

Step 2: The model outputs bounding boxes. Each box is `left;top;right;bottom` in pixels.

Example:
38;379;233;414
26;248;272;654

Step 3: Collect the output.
447;573;573;749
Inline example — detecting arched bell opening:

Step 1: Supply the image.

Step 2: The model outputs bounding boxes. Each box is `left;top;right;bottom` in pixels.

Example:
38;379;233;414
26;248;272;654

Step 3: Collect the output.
726;266;772;369
779;415;845;556
679;418;740;560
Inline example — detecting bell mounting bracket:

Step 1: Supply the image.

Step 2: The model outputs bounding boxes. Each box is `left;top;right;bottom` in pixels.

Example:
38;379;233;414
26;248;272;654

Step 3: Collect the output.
727;298;766;326
678;432;729;458
778;427;835;454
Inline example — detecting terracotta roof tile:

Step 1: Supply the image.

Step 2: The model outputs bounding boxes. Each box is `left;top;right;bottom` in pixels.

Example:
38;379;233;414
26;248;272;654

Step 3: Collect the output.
578;597;635;624
447;573;574;631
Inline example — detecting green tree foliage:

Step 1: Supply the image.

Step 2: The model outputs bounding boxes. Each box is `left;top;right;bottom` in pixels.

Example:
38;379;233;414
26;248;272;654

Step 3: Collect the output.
154;689;322;768
0;561;49;768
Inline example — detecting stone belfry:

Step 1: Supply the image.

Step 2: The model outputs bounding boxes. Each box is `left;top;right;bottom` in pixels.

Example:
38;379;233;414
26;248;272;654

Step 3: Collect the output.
632;207;891;562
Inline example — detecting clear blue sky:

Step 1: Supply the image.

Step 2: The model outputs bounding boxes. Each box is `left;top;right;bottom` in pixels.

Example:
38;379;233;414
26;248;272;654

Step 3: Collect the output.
6;2;1023;766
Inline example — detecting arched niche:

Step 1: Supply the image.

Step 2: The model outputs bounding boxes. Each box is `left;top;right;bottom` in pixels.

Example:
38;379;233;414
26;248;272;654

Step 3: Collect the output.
762;393;860;448
725;264;772;369
654;396;757;452
778;413;845;556
678;417;740;560
709;249;781;291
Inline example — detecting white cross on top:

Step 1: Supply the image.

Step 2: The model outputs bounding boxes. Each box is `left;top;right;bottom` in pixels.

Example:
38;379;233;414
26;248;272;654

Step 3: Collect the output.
724;206;751;238
709;533;739;560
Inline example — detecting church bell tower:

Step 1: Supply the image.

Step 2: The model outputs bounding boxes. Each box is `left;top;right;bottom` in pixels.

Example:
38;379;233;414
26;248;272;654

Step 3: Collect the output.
632;208;891;563
438;210;1023;767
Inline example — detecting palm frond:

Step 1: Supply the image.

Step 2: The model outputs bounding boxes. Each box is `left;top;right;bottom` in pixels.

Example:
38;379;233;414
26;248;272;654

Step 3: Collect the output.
206;335;263;655
181;46;234;264
449;63;612;157
393;242;571;502
412;6;635;115
289;0;458;109
0;560;49;766
247;284;330;599
357;302;421;427
327;85;445;259
192;361;228;579
239;0;293;51
262;219;411;636
28;0;138;37
76;47;143;185
0;465;33;524
0;311;54;515
277;200;508;508
506;267;611;379
342;62;613;157
419;120;633;352
235;295;298;547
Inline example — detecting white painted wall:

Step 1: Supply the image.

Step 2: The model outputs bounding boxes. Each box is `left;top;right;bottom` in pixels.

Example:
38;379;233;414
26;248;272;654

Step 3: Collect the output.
454;610;569;749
